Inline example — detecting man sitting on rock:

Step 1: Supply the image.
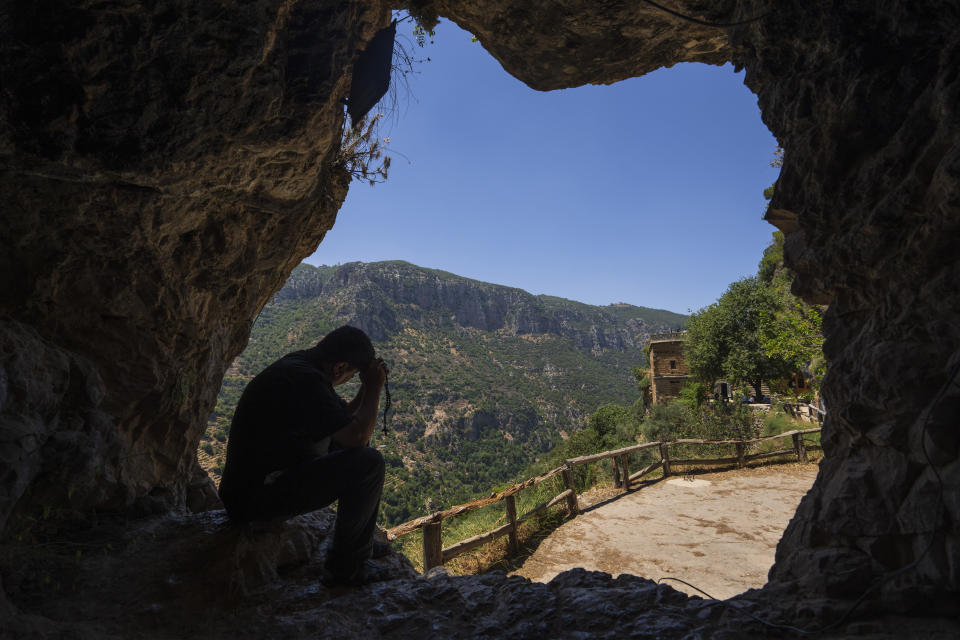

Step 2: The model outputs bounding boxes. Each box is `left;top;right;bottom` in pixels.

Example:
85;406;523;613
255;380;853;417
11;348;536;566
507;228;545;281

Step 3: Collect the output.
218;325;389;587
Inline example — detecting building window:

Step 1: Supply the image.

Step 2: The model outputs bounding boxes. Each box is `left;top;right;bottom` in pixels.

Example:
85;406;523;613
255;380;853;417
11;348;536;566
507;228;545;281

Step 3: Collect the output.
670;360;676;370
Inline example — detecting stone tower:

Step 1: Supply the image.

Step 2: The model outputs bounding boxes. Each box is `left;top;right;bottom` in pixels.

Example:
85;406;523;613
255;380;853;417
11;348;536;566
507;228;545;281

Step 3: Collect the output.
648;331;689;404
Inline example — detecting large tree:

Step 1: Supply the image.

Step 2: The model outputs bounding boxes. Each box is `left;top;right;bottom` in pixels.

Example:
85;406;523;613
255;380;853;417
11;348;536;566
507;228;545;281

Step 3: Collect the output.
684;277;793;399
756;231;826;388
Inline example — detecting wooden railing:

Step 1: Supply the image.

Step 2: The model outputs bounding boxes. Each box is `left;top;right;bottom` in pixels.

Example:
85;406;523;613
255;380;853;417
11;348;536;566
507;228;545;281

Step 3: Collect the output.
782;402;826;424
386;428;822;571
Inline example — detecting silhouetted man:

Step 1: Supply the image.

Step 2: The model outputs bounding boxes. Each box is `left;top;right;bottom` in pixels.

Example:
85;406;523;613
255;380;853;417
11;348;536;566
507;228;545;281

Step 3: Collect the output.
218;325;389;586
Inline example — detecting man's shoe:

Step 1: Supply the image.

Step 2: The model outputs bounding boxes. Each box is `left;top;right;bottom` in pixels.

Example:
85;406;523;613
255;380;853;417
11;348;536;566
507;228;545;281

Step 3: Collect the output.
371;538;394;558
322;559;393;588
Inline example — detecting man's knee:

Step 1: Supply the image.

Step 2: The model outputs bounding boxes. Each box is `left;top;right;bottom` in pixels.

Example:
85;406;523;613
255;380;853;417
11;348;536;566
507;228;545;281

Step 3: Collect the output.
343;446;384;481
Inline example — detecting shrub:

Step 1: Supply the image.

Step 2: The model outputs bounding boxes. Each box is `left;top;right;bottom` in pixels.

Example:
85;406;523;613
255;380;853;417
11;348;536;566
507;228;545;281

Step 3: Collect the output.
588;404;641;449
704;403;756;440
641;402;693;442
641;400;760;442
678;381;708;412
763;408;795;436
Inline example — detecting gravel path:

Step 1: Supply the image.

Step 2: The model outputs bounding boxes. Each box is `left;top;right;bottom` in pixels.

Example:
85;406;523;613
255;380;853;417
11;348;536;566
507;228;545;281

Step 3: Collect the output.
512;463;819;599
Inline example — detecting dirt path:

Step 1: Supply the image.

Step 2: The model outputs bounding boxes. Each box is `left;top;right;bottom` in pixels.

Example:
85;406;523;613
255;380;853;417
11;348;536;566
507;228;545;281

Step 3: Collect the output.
512;463;819;599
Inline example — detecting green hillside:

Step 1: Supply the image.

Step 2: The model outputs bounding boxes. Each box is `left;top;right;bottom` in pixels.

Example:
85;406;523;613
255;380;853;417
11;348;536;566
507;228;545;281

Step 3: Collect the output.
200;261;686;526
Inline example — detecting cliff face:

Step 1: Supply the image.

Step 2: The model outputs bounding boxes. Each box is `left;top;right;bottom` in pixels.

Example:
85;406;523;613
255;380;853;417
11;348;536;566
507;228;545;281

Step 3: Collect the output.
276;261;683;349
1;0;959;627
743;3;960;612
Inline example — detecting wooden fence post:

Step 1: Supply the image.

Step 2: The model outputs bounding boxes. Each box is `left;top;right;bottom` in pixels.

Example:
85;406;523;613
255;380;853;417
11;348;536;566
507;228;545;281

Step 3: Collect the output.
659;443;671;478
792;433;808;462
611;457;621;488
504;494;519;553
619;454;630;492
561;463;580;516
736;442;745;468
423;521;442;571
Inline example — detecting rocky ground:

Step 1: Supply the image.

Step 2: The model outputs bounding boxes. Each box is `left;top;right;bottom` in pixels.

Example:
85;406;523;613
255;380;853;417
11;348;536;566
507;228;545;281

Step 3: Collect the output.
2;482;958;639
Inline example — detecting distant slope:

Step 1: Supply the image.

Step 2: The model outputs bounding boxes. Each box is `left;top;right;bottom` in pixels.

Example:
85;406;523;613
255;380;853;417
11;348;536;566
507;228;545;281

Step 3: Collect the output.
201;261;687;525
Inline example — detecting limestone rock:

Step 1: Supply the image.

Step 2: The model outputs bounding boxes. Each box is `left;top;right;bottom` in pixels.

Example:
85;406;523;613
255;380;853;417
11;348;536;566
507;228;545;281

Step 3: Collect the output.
286;261;673;351
0;0;387;531
435;0;737;90
0;318;121;538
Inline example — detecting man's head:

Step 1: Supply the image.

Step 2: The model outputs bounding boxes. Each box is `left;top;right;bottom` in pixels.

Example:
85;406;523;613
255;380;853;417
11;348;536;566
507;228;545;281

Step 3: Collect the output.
314;326;375;385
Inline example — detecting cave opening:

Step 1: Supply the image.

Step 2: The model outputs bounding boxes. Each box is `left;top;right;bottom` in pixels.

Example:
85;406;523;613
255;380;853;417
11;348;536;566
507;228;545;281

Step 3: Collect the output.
2;1;959;636
199;16;793;592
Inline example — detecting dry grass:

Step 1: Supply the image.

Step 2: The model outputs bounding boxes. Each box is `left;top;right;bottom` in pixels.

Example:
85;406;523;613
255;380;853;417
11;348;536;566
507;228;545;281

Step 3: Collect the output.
394;477;585;575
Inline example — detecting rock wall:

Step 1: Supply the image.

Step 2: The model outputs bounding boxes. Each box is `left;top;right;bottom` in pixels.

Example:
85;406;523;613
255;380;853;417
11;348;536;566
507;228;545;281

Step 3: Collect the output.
742;2;960;613
0;319;116;535
0;0;387;535
438;0;960;613
1;0;958;624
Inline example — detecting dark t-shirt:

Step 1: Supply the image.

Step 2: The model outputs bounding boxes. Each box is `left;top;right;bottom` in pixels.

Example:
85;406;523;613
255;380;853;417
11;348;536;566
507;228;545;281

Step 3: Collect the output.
218;349;353;511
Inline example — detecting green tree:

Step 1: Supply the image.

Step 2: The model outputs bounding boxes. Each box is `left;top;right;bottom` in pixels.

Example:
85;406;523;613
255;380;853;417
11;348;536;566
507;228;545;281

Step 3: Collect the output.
756;231;826;391
684;277;793;399
760;297;824;375
641;402;692;442
757;230;785;283
678;381;708;412
588;404;640;449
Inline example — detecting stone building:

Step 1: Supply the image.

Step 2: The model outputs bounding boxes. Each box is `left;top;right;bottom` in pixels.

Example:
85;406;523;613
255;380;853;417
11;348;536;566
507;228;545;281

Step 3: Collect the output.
648;331;689;404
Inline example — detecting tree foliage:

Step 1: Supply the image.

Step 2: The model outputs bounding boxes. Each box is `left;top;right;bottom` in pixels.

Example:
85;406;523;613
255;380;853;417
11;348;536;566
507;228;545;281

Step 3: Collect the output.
684;277;793;398
685;225;826;399
588;402;643;449
756;231;826;390
641;400;759;443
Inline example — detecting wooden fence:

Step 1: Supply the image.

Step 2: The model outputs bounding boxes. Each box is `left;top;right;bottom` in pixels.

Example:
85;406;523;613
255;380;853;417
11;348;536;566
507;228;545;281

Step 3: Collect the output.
781;402;825;424
386;428;822;571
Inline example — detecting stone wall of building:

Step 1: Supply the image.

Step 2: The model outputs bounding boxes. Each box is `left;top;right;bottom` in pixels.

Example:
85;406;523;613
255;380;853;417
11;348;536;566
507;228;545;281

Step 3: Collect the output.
650;341;689;378
649;338;690;404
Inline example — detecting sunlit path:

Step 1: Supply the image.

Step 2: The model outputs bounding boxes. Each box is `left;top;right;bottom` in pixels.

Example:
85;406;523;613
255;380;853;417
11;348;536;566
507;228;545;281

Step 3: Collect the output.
513;464;818;600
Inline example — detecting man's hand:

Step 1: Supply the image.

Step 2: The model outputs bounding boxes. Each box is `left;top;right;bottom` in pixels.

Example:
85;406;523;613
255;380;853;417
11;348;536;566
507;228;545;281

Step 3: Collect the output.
360;357;388;388
335;357;388;448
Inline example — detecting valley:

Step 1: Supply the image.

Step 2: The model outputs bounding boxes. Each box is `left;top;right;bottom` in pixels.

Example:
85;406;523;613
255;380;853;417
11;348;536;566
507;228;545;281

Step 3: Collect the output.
199;260;686;525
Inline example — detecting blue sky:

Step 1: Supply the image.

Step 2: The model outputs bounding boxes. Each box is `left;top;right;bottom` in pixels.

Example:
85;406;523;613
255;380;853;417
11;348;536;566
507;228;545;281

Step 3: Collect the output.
307;19;781;315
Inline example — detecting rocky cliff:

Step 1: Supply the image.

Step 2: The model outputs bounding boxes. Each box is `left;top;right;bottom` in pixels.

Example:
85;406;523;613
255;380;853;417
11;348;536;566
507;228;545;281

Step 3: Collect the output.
276;261;683;347
2;0;959;634
1;0;386;533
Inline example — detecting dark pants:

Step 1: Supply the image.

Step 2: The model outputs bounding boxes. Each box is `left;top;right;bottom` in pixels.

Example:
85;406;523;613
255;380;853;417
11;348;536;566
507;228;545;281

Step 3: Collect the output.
231;447;385;570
